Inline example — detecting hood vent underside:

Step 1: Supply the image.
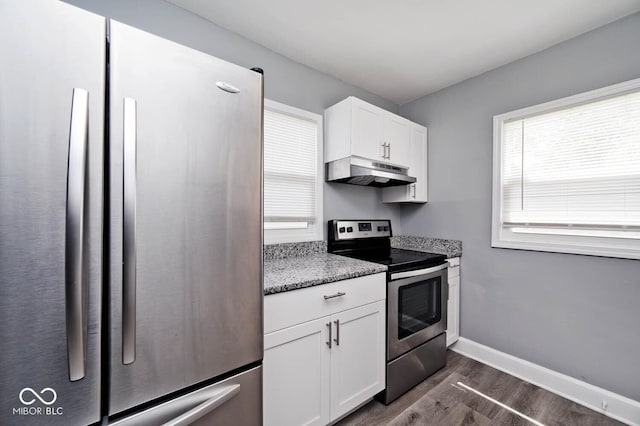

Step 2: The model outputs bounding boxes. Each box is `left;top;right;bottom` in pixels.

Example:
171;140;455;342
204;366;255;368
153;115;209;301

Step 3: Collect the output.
326;157;417;187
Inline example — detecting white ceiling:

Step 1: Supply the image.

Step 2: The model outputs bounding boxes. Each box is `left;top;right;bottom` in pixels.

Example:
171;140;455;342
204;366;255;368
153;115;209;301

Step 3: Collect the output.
167;0;640;104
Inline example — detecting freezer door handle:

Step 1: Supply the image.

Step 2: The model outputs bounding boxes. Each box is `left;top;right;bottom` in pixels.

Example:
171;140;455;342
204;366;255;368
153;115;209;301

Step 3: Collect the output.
123;97;137;365
162;384;240;426
65;88;89;382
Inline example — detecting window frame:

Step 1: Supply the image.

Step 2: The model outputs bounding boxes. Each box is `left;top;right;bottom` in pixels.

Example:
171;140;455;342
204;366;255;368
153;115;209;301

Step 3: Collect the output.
491;77;640;260
263;99;324;244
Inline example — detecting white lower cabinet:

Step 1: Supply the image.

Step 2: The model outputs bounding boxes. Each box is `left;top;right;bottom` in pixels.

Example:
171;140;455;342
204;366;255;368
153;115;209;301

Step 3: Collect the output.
264;318;331;426
446;258;460;347
263;273;386;426
329;301;385;420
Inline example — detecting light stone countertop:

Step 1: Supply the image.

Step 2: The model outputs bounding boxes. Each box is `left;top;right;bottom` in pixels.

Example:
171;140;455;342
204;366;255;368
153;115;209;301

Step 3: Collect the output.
264;253;387;295
391;235;462;258
262;236;462;296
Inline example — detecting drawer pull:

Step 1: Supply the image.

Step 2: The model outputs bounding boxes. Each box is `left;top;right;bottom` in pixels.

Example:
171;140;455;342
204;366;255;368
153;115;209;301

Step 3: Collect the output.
324;292;346;300
326;322;332;348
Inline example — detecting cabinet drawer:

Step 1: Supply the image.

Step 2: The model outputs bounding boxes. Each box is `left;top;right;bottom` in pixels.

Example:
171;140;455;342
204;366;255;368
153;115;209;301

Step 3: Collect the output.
265;273;386;334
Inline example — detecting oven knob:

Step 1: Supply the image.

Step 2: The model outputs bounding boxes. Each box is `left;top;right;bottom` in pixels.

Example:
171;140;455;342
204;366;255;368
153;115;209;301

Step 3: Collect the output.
377;226;383;231
339;227;345;233
347;226;353;232
383;226;389;231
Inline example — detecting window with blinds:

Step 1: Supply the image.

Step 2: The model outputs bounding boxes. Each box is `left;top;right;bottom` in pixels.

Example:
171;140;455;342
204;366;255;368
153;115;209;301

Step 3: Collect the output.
492;78;640;259
263;100;323;243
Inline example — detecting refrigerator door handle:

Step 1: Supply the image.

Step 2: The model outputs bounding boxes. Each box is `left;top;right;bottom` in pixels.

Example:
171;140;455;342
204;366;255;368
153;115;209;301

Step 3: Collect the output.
162;384;240;426
65;88;89;382
123;97;137;365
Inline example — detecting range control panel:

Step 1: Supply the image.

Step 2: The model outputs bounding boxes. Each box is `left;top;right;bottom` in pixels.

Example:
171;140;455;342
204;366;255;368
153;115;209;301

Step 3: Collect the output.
331;220;391;240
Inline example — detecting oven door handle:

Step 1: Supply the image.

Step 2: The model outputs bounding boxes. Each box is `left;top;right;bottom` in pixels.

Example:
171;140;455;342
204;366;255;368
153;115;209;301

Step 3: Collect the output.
390;263;448;281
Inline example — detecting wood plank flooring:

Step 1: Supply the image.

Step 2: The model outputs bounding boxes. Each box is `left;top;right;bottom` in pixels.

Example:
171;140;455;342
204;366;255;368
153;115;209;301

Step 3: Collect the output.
336;350;622;426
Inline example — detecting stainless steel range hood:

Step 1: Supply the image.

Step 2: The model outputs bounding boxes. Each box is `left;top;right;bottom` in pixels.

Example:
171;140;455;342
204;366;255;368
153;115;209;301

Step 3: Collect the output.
326;157;416;187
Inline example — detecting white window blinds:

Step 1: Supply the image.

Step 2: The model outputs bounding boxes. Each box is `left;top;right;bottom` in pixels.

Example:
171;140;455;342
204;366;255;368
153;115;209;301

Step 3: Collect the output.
501;89;640;230
263;107;319;224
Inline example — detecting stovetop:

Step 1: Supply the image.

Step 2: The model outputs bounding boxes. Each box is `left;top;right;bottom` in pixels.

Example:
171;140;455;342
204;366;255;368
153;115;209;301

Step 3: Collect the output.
335;248;446;273
327;219;447;273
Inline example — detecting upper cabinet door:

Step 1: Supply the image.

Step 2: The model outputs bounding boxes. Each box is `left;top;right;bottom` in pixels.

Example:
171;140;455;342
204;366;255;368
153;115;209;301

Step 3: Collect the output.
108;21;263;415
351;100;385;161
382;123;428;203
383;116;411;167
0;2;105;425
410;125;428;202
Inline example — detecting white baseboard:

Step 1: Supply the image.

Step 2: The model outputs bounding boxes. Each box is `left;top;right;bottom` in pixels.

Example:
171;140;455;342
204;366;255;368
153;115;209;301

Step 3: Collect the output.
450;337;640;426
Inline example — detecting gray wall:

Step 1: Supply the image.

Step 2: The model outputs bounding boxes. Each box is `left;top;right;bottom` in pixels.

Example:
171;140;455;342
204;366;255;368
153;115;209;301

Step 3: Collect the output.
63;0;402;236
400;12;640;401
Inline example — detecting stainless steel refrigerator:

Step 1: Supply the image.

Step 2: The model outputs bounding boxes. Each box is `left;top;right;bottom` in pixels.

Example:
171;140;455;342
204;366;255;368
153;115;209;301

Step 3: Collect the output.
0;1;263;425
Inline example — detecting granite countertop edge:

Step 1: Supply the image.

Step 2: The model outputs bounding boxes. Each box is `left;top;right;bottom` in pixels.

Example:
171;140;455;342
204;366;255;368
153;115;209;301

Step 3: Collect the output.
263;266;387;295
398;246;462;259
391;235;462;259
264;253;387;296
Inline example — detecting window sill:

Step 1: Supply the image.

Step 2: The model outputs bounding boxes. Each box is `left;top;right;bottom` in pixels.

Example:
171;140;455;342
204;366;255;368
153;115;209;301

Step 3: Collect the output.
264;226;323;245
491;230;640;260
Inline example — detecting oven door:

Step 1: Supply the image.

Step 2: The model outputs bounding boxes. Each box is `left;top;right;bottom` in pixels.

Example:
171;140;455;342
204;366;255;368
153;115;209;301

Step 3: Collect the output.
387;263;448;360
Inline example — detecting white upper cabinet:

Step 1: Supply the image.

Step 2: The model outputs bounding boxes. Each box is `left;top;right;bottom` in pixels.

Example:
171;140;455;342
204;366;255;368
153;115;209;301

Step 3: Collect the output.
351;100;384;161
383;114;412;167
382;123;428;203
325;96;412;168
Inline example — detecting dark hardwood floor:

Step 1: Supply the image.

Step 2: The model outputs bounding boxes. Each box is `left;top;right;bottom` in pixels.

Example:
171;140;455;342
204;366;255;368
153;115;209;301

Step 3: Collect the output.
336;350;622;426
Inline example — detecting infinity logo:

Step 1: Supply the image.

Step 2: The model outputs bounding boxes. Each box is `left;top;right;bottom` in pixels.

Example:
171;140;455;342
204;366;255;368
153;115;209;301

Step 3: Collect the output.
19;388;57;406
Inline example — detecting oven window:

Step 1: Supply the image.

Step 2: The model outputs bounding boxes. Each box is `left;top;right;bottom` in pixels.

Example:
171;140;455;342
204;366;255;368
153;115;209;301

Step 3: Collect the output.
398;277;441;339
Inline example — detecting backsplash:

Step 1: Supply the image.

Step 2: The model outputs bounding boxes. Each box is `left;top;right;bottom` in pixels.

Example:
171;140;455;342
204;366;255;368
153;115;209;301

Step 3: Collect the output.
264;241;327;260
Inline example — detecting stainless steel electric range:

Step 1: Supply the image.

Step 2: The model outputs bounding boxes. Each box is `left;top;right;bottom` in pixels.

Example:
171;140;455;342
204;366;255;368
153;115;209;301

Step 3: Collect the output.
328;219;448;404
